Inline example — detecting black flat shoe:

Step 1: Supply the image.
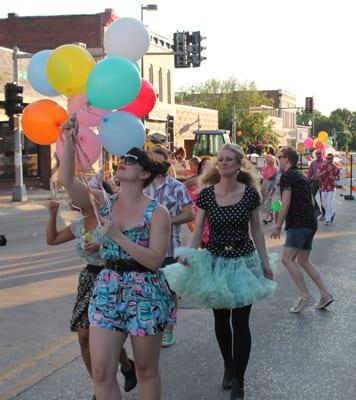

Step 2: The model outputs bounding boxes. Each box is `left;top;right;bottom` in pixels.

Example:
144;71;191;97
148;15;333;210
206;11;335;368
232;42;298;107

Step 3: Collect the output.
121;359;138;392
222;367;233;390
230;379;244;399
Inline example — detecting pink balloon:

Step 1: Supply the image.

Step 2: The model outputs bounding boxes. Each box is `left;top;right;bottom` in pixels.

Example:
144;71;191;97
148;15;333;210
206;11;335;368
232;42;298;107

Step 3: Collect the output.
56;126;101;171
68;94;110;127
304;137;313;149
120;79;156;118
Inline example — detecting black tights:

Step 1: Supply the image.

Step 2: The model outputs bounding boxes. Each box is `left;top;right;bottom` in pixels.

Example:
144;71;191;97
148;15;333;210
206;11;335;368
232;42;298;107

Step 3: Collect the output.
213;305;252;381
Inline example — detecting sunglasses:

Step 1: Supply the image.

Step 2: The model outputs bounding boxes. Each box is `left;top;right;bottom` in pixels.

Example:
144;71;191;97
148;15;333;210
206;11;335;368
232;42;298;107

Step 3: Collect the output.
316;152;322;155
120;154;139;166
326;157;333;160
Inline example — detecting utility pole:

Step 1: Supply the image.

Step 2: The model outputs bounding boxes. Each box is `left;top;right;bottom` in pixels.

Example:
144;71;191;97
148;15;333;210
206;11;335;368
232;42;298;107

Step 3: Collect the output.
232;104;237;142
11;47;27;202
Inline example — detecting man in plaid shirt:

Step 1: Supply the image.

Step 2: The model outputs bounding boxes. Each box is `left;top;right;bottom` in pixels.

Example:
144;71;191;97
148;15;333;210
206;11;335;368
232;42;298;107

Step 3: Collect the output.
145;147;194;347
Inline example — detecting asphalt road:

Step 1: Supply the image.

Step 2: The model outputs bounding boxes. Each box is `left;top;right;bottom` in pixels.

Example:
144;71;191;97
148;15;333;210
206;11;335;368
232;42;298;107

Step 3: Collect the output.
0;192;355;400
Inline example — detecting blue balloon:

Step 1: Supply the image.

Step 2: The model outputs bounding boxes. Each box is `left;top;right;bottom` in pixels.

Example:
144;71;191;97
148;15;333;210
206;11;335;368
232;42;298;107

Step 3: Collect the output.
27;50;59;96
99;111;145;156
86;56;141;110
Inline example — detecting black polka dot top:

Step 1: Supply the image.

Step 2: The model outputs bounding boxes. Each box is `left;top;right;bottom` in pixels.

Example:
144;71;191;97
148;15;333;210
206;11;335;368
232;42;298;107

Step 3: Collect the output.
197;185;261;258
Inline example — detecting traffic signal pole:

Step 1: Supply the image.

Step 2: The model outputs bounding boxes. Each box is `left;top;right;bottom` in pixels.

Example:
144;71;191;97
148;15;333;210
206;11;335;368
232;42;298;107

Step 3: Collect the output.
11;47;27;202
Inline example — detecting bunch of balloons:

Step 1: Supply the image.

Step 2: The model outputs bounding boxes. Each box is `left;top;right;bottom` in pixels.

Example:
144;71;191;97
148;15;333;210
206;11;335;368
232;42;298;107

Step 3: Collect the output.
21;17;157;170
303;131;335;158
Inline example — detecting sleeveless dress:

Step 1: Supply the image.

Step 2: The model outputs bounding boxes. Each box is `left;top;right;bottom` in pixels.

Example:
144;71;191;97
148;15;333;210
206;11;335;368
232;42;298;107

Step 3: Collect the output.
164;185;277;309
69;218;105;331
88;195;176;336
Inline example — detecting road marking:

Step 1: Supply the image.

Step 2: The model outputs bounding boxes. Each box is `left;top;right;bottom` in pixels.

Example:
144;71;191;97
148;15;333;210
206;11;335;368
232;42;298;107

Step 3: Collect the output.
0;275;78;309
0;333;77;386
0;351;80;400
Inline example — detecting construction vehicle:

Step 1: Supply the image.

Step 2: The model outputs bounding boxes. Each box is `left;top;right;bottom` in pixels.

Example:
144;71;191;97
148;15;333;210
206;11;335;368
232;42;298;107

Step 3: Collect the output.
192;130;232;158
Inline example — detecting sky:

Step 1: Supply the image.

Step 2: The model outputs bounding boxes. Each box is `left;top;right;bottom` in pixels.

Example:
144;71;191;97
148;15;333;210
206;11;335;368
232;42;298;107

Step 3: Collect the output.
2;0;356;116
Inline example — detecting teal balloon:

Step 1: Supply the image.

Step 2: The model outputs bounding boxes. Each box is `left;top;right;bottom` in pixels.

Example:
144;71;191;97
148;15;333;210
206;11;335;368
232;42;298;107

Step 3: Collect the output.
271;200;282;212
99;111;145;156
86;56;141;110
27;50;59;96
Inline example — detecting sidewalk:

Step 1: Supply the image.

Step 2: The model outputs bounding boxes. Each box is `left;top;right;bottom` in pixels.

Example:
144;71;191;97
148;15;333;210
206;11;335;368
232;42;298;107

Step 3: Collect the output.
0;189;67;207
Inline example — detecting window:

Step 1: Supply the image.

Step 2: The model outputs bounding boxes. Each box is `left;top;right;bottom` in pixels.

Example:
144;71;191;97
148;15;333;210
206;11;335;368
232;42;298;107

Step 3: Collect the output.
149;64;154;85
158;68;163;101
167;70;172;104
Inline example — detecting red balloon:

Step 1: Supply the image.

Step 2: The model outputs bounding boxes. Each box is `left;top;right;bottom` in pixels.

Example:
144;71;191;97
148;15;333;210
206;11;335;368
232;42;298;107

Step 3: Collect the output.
120;79;156;118
315;141;325;150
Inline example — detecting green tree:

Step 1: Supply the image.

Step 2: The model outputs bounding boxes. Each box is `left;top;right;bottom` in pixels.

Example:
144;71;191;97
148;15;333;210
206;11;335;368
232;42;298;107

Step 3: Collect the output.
177;77;279;146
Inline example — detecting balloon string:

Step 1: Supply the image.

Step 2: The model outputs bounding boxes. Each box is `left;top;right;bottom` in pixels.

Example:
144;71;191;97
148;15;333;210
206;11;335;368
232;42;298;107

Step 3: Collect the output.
72;128;112;221
60;127;102;226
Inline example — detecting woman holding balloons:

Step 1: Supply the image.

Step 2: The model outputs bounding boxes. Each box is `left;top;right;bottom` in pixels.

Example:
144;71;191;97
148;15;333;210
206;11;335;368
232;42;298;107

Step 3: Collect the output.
59;116;175;400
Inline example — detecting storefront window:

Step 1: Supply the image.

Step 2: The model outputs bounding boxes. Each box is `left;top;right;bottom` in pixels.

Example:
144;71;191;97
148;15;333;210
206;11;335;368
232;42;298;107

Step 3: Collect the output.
0;122;39;179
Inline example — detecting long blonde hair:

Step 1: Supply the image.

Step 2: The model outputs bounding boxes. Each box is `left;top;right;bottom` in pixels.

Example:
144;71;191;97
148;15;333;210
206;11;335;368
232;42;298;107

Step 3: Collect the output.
200;143;261;191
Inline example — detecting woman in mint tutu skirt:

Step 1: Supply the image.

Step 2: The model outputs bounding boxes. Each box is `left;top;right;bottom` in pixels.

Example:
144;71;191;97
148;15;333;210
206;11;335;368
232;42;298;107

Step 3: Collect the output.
164;143;277;400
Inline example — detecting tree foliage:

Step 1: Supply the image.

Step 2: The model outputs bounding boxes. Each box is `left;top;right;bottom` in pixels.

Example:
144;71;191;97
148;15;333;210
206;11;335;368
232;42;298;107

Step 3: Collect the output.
176;77;279;146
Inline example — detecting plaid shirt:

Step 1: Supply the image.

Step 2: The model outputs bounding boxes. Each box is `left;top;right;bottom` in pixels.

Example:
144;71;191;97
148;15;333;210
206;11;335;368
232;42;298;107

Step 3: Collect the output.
145;176;192;257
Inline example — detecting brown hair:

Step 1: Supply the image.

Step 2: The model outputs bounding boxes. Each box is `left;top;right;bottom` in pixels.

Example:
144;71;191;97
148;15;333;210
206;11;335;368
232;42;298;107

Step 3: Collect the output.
200;143;261;191
280;146;298;167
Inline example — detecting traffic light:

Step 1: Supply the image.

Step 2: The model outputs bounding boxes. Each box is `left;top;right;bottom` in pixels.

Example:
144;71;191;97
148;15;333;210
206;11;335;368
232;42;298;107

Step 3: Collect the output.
189;31;207;68
5;83;24;117
173;32;190;68
167;115;174;137
305;97;313;114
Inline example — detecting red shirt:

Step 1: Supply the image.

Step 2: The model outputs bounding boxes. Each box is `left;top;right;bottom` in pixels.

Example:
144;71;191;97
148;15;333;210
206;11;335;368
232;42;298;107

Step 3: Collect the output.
320;163;340;192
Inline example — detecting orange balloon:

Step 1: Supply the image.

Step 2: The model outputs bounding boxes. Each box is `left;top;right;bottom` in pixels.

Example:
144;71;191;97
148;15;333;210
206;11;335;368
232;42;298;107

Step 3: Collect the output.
22;100;68;145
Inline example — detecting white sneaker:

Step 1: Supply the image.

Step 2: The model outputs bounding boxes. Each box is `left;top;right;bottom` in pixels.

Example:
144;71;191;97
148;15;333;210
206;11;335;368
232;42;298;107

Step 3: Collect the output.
289;296;314;313
325;221;331;226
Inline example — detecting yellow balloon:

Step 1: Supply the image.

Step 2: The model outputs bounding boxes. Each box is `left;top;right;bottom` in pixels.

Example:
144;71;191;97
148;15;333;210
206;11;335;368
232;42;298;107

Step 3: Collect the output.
46;45;95;96
317;131;328;143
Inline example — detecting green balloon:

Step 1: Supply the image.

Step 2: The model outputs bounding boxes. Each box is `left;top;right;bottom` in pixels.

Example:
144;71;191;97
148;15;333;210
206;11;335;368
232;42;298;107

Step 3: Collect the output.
326;139;333;146
271;200;282;212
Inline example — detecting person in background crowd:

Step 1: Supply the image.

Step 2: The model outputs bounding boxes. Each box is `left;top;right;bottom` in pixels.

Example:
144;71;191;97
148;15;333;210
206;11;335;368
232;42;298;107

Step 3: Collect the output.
188;156;201;177
185;156;210;247
307;149;326;219
271;147;334;313
46;186;137;399
261;154;277;224
197;157;212;176
318;153;340;226
146;147;194;347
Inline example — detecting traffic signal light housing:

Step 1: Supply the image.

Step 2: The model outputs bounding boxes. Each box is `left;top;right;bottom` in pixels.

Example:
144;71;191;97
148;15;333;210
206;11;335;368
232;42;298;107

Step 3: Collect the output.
173;32;190;68
189;31;207;68
305;97;313;114
5;83;24;117
173;31;206;68
167;115;174;136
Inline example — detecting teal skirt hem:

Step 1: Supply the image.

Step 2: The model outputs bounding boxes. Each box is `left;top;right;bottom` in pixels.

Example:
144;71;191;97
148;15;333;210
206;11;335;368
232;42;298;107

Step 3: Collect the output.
164;248;278;309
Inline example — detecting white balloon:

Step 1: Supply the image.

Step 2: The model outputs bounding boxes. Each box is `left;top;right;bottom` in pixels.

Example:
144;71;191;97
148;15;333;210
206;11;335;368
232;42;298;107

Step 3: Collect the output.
104;17;150;61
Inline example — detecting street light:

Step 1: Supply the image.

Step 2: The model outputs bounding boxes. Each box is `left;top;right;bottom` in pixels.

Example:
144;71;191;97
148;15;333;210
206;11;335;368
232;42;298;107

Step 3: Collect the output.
140;4;158;79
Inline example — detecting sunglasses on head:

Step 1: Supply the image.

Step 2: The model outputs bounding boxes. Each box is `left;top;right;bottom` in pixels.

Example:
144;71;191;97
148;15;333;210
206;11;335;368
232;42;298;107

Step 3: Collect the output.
120;154;139;166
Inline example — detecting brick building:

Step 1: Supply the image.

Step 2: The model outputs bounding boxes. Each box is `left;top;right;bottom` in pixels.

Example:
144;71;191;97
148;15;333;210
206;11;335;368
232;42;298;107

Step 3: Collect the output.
0;9;117;53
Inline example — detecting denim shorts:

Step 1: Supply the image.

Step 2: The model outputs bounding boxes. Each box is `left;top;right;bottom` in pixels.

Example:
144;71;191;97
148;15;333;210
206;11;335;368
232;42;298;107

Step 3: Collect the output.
285;228;317;250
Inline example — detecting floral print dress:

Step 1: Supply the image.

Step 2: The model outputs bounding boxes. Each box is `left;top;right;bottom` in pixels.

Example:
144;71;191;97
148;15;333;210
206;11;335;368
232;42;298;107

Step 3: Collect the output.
88;195;176;336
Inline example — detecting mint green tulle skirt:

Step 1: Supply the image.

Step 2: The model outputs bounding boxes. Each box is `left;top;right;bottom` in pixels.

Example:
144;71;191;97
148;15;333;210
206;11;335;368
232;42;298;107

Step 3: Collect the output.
164;247;278;309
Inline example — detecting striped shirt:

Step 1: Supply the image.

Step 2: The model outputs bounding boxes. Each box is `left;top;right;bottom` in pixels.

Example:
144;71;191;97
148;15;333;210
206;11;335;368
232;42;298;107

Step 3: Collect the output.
145;176;192;257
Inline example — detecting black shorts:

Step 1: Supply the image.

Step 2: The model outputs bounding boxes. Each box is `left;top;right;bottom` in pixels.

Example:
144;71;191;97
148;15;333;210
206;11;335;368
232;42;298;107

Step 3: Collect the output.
285;228;317;251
